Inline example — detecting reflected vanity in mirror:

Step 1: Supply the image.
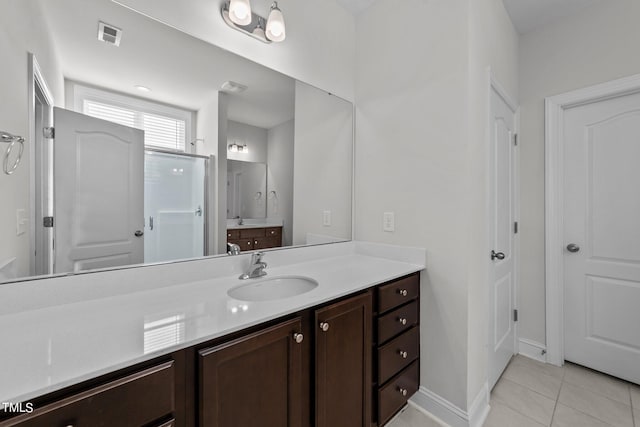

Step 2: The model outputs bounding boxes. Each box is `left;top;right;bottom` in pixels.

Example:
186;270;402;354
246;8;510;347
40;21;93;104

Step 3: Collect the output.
0;0;353;284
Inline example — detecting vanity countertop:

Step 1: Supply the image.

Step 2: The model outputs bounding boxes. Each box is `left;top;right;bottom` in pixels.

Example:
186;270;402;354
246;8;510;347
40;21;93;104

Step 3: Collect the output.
226;220;284;230
227;223;283;230
0;242;425;404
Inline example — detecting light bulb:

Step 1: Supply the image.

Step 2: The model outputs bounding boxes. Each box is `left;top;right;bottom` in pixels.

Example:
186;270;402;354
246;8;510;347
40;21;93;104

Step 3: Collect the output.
229;0;252;26
253;19;265;38
266;2;286;42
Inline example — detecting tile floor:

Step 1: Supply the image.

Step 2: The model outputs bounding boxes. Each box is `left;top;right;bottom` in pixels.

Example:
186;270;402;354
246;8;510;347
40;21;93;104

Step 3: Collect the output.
388;355;640;427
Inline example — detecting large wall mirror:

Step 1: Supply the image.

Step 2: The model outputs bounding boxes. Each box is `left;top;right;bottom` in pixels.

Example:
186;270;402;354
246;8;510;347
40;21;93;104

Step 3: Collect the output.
0;0;353;284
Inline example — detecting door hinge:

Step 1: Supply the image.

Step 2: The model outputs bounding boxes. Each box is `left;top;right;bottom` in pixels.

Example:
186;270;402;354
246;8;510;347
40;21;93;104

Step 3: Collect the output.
513;133;518;146
513;309;519;322
43;216;54;228
514;221;519;234
43;127;55;139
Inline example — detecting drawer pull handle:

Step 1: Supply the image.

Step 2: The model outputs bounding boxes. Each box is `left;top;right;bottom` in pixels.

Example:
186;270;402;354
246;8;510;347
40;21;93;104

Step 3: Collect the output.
319;322;330;332
398;317;407;325
398;289;408;297
293;333;304;344
398;387;408;397
398;350;408;359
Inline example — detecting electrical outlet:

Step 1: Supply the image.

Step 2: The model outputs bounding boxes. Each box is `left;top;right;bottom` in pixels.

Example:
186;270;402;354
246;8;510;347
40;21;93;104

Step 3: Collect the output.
323;210;331;227
383;212;395;232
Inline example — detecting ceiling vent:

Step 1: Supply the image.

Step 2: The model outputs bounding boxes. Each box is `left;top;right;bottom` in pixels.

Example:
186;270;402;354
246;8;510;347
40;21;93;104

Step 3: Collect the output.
220;81;248;94
98;22;122;47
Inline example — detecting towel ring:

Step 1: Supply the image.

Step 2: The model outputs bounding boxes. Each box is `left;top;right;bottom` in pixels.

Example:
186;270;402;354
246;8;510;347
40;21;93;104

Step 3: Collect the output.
1;131;25;175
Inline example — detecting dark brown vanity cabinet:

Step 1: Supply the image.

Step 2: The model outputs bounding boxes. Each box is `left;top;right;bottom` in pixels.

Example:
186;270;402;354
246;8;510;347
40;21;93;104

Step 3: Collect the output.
374;273;421;426
315;292;372;427
1;273;420;427
198;318;306;427
227;226;283;252
0;360;178;427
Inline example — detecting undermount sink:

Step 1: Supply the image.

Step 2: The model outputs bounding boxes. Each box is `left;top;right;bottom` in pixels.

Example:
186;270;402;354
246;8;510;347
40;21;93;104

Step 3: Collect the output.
227;275;319;301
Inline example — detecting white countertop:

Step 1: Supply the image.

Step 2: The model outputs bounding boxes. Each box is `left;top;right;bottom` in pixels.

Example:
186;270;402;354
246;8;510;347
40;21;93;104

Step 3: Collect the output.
0;242;425;404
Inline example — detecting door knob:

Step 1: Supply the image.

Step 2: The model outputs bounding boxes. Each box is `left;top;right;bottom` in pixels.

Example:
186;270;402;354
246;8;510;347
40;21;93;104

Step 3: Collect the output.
293;333;304;344
319;322;330;332
491;250;505;261
134;230;144;237
566;243;580;253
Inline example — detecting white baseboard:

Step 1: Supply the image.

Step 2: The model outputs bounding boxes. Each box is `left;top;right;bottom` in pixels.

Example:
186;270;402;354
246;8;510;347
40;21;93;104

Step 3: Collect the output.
409;383;490;427
468;383;490;427
518;338;547;363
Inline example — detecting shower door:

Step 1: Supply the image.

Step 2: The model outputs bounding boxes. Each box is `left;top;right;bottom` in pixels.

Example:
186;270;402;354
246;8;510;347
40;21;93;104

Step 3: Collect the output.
144;150;208;263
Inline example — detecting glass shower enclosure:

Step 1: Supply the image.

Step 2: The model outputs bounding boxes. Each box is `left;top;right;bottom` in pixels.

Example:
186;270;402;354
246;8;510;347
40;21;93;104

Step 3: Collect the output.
144;150;208;263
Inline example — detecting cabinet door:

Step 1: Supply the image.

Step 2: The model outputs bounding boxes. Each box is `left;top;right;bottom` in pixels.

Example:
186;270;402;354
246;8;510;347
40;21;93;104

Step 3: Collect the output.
199;318;305;427
315;292;372;427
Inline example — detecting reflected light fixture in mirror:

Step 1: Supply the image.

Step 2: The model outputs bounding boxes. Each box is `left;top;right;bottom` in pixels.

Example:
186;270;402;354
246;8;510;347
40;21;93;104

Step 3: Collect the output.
228;142;249;153
229;0;252;25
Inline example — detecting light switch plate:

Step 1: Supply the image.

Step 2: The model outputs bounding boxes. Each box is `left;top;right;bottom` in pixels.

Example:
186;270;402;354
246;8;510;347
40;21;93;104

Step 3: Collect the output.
383;212;395;232
323;210;331;227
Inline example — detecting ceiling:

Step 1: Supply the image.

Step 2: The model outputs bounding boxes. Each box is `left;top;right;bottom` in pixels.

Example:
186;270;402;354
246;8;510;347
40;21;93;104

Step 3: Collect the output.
502;0;604;34
336;0;603;35
38;0;295;129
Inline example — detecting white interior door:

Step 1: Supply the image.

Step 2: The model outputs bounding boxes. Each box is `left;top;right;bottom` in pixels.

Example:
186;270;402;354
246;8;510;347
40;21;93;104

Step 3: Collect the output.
488;85;518;389
563;91;640;384
54;107;144;273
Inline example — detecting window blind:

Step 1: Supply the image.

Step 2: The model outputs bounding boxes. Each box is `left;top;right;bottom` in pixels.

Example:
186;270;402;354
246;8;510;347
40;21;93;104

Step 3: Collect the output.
83;99;186;152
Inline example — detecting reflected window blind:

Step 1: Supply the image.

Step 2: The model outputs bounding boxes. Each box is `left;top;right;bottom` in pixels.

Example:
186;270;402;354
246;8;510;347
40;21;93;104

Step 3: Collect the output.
83;100;186;151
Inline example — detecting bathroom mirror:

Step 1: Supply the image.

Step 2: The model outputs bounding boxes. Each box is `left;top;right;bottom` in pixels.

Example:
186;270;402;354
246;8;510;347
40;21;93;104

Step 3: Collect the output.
227;160;267;220
0;0;353;284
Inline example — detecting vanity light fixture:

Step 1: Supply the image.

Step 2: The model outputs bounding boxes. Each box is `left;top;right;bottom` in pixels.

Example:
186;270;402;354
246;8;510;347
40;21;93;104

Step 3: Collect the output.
134;85;151;92
221;1;286;43
228;142;249;153
265;2;286;42
229;0;252;25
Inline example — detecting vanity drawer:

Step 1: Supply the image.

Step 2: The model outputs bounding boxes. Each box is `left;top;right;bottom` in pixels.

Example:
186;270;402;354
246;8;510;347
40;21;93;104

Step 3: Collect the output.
230;239;254;251
378;361;419;426
240;228;266;238
0;361;175;427
227;229;240;240
378;300;418;344
377;274;419;314
265;227;282;237
378;326;419;384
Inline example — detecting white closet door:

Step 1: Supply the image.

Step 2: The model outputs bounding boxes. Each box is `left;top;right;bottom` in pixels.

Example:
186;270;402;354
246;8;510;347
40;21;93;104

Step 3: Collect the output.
563;91;640;384
54;107;144;273
488;86;518;389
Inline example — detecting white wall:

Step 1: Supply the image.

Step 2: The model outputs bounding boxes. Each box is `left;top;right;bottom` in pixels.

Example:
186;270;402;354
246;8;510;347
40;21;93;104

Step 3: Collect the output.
226;120;268;163
112;0;356;101
267;119;294;246
293;82;353;246
467;0;518;404
0;0;64;280
355;0;472;410
518;0;640;346
196;93;222;254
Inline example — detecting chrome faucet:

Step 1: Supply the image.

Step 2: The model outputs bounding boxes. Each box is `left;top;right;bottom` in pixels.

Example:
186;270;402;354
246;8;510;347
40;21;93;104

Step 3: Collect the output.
239;252;267;280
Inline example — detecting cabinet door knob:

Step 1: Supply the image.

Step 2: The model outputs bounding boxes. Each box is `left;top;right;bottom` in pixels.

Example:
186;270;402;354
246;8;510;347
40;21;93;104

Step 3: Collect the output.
398;317;407;325
398;387;408;397
398;350;408;359
398;289;408;297
319;322;330;332
293;333;304;344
